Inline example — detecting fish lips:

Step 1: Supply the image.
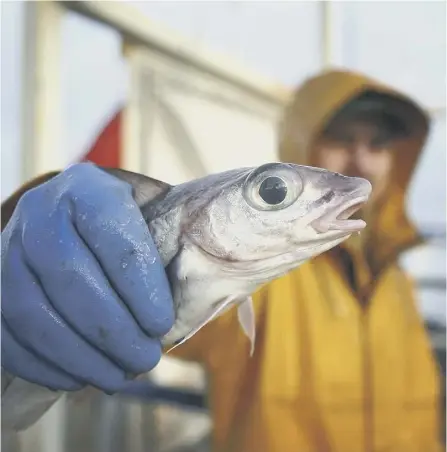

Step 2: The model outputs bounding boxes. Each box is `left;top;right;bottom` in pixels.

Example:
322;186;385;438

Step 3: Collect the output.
310;195;369;234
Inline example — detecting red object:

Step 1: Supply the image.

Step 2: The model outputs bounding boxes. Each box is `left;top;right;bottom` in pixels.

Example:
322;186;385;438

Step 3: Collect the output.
81;109;123;167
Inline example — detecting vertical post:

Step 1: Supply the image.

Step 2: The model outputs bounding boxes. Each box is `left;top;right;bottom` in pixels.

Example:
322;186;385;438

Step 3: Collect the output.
320;1;349;68
19;4;67;451
21;1;63;181
121;44;144;173
121;42;158;174
320;0;332;68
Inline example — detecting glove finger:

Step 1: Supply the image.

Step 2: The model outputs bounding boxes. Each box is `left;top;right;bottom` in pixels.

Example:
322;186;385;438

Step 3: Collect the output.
22;213;163;375
1;318;83;391
2;246;131;393
72;185;175;337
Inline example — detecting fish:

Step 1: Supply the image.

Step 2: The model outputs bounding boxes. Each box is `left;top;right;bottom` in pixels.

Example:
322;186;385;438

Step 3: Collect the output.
101;162;372;356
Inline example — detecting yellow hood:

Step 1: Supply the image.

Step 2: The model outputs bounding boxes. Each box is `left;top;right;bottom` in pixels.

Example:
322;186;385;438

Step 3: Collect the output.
278;69;430;272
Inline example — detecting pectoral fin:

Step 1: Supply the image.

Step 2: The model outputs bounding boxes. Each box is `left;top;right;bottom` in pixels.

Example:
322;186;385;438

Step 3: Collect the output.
237;297;256;357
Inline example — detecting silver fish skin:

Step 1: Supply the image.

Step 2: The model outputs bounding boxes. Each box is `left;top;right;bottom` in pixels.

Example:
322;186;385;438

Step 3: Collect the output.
103;162;372;354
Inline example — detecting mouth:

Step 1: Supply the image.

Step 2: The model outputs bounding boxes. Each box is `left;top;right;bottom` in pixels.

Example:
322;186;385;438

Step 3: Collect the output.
311;196;369;234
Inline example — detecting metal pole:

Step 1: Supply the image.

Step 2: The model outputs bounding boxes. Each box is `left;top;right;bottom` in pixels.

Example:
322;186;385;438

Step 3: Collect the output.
121;44;149;174
21;1;64;181
320;0;333;68
19;5;67;450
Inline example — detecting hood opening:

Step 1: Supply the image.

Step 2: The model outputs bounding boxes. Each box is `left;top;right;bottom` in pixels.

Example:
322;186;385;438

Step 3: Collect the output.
277;69;430;267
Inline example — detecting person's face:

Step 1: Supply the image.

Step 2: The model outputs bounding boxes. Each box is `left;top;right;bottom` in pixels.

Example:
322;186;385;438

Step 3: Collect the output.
313;121;394;204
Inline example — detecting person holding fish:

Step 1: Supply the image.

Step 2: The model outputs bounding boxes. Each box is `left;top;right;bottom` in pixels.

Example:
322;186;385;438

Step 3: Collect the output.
1;69;442;452
170;70;443;452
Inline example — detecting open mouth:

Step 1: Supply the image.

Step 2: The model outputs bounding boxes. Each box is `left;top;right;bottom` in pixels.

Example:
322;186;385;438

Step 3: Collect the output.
311;196;369;234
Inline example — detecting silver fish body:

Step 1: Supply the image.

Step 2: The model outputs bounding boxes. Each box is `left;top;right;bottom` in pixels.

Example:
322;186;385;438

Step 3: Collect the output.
104;162;372;353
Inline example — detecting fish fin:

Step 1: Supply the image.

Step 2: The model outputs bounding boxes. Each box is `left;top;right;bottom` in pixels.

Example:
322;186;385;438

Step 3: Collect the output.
237;297;256;357
165;296;238;354
99;167;172;206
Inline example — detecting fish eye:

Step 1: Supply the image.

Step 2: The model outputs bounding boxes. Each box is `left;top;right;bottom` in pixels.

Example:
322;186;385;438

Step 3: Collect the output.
243;163;303;211
258;176;288;205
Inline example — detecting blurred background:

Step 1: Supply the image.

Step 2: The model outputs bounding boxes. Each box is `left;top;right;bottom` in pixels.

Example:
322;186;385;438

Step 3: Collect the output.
1;1;446;452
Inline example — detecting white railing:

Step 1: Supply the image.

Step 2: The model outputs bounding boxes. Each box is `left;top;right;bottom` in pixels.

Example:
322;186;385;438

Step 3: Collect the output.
20;0;294;182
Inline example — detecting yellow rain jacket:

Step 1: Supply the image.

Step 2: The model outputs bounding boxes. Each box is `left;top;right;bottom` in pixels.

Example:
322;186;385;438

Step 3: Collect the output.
171;70;442;452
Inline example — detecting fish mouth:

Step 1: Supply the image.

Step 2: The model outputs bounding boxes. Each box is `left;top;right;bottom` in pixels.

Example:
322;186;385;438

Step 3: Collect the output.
311;196;369;234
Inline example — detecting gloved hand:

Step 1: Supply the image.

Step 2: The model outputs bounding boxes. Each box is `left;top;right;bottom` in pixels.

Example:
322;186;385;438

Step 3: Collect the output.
1;162;175;394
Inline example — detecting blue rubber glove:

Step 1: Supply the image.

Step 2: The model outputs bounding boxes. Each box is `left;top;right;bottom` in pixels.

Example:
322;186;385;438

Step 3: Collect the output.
1;163;175;394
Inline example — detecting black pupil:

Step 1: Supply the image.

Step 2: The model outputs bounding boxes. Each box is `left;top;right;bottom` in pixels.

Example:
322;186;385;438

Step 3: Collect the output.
259;177;288;205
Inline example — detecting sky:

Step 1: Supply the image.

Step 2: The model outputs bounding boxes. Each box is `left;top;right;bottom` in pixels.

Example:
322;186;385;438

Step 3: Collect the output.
1;1;445;321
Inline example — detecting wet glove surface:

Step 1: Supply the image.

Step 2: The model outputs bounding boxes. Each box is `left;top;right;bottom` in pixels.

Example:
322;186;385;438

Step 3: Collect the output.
1;163;175;393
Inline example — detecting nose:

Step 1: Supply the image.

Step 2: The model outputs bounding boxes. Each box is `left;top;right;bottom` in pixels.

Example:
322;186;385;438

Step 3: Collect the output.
352;144;373;172
353;144;370;157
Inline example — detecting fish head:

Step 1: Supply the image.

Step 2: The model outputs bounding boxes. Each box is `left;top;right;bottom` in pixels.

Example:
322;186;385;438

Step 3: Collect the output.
185;162;372;280
104;163;371;348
